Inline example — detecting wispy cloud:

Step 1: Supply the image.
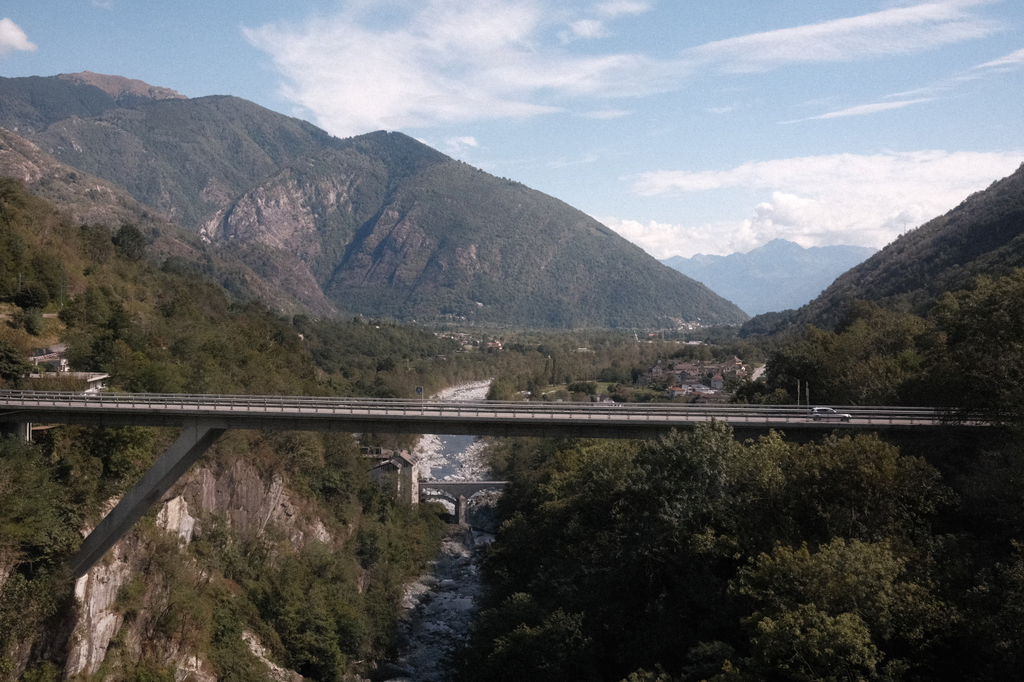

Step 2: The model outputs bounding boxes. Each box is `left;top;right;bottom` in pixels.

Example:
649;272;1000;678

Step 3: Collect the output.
244;1;1000;137
619;150;1023;258
0;18;36;54
583;108;631;119
560;19;607;42
975;45;1024;69
793;37;1022;123
444;136;479;155
559;1;652;42
679;1;1000;73
787;98;933;122
595;1;652;18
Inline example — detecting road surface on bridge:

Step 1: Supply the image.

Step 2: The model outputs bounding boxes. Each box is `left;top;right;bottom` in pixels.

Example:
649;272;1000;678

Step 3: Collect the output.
0;390;964;439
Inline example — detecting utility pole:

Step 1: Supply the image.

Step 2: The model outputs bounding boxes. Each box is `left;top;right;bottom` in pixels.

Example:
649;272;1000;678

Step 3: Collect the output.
796;379;800;406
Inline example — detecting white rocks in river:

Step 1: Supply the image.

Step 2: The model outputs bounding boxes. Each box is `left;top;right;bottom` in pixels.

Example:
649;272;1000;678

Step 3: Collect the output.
389;527;483;682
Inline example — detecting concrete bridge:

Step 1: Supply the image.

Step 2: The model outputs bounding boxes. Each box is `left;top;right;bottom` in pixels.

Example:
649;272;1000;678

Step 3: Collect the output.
0;390;983;577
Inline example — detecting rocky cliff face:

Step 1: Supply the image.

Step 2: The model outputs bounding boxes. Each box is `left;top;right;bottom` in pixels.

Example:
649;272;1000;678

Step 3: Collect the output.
62;458;336;680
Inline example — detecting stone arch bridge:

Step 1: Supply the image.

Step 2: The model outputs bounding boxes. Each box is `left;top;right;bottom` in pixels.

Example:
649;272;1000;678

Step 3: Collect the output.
419;481;509;525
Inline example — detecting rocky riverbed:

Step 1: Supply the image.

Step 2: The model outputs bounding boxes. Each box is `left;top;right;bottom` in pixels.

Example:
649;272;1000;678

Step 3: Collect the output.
378;381;497;682
413;380;493;484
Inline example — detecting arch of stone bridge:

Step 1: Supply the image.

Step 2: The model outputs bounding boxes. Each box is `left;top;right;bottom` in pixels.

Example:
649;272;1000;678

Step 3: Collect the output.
419;482;508;525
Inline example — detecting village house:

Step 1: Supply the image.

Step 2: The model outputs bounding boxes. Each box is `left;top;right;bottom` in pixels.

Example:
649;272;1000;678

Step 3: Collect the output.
363;447;420;505
26;344;110;393
29;343;69;373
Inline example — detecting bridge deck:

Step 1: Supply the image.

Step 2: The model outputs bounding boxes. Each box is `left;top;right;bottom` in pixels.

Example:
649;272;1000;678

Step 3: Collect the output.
0;391;969;439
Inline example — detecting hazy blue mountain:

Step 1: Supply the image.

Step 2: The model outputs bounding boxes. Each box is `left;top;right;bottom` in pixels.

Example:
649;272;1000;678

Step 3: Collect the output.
662;239;877;315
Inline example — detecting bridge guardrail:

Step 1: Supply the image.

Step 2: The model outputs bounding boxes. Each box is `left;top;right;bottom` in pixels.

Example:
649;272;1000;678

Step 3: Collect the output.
0;390;953;427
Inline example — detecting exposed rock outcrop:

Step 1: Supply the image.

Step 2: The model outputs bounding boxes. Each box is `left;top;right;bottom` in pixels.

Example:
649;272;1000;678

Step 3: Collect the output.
64;458;332;679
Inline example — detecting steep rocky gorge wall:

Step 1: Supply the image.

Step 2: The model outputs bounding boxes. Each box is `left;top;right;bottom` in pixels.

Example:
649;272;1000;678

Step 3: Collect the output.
44;457;337;680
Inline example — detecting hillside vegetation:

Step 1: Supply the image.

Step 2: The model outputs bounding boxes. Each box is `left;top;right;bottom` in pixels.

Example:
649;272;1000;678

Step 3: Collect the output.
0;73;747;328
0;179;508;680
744;162;1024;334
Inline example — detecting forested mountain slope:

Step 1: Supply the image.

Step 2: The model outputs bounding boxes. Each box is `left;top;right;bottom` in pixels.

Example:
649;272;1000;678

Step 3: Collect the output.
743;162;1024;334
0;179;500;680
0;73;747;328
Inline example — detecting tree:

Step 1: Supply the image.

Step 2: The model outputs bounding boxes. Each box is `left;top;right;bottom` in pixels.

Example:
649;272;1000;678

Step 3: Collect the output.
922;270;1024;425
736;538;953;681
14;282;49;311
0;340;29;387
113;223;147;261
764;304;932;406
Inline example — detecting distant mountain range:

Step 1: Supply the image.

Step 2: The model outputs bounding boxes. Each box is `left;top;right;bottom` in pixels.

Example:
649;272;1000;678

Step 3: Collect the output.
741;161;1024;335
661;240;877;316
0;72;748;329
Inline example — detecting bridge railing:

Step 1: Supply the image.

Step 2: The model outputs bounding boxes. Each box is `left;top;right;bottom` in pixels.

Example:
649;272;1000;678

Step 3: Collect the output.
0;390;954;426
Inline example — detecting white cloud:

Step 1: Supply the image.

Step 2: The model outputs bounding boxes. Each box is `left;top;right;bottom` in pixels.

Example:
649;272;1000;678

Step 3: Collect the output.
583;108;631;119
600;215;761;259
620;150;1024;258
790;97;933;122
680;1;1000;73
244;1;999;136
444;135;479;155
244;0;659;136
975;45;1024;69
0;18;36;55
595;1;652;18
559;1;651;42
564;19;607;41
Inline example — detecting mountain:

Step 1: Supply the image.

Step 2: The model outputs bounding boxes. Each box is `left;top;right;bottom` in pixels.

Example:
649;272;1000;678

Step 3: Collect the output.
741;162;1024;334
661;239;876;315
0;127;340;316
0;73;748;328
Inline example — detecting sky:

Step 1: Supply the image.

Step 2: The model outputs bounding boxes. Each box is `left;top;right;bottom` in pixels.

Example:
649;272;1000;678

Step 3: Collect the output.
2;0;1022;258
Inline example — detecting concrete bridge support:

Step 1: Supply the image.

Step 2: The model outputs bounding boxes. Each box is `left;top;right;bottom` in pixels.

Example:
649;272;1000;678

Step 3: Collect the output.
455;495;467;526
0;421;31;441
68;419;226;577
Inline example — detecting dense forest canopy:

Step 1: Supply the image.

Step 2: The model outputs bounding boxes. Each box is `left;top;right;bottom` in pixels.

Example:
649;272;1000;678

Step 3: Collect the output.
453;418;1023;682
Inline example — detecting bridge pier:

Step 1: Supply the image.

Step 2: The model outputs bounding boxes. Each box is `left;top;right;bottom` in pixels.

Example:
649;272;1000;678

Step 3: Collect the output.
455;495;468;525
0;421;32;441
68;419;227;577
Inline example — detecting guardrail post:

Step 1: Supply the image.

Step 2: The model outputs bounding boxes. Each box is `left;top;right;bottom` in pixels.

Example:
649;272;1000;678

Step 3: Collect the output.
68;418;227;577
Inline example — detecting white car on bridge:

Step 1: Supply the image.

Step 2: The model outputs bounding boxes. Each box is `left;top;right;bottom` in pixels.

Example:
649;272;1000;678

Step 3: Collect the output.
809;406;852;422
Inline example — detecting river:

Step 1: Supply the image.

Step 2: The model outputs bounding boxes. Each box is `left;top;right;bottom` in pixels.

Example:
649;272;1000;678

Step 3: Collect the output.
381;380;494;682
